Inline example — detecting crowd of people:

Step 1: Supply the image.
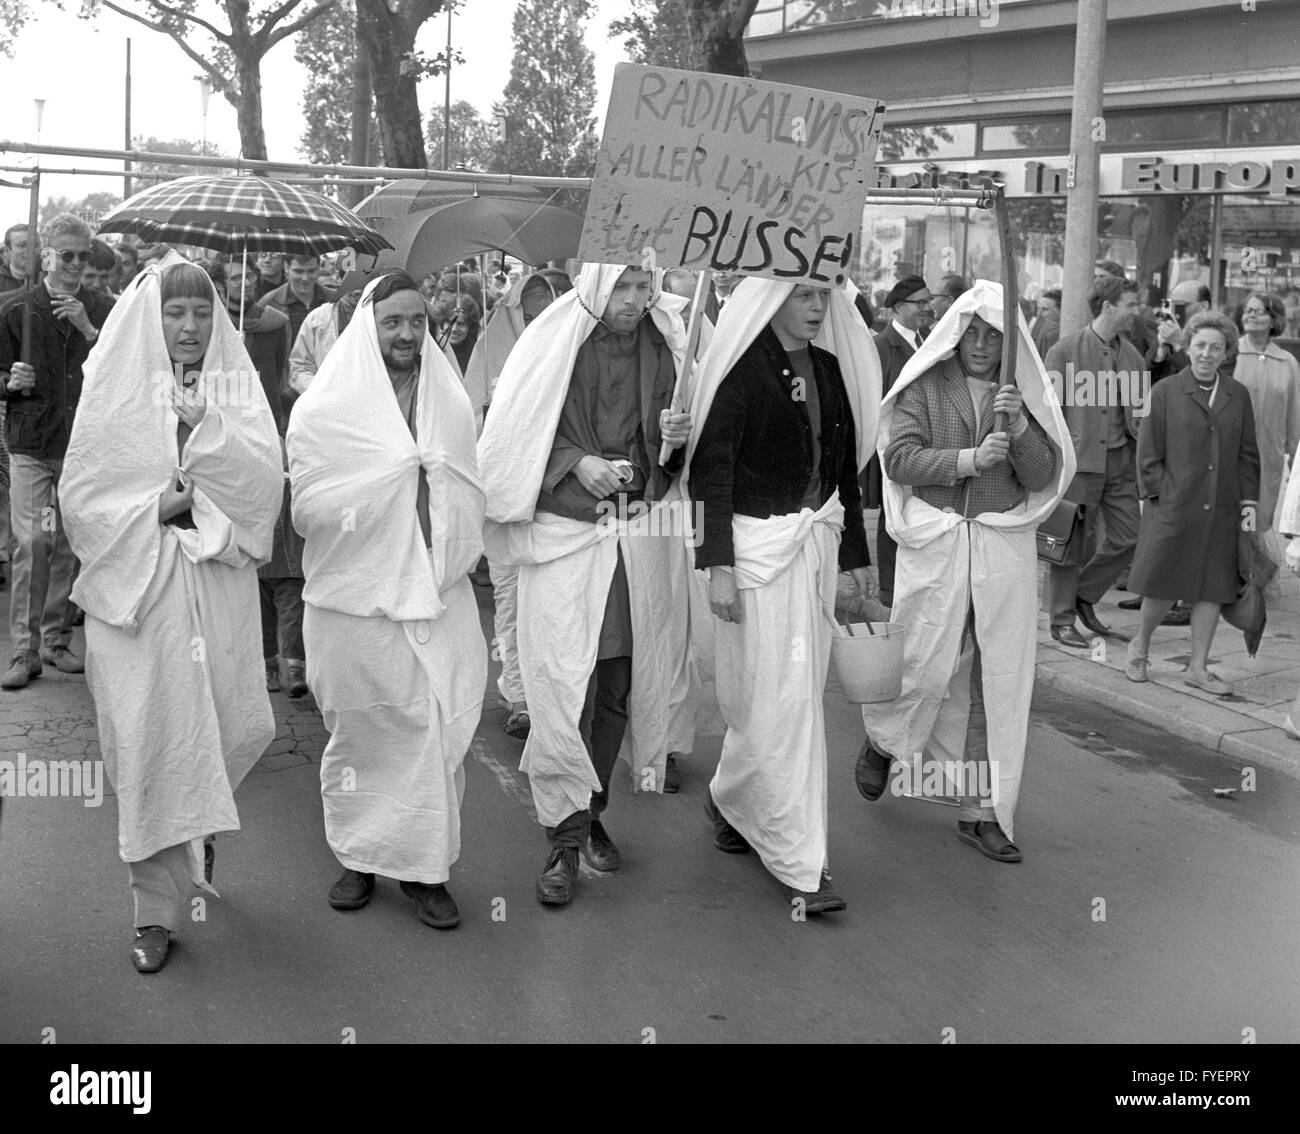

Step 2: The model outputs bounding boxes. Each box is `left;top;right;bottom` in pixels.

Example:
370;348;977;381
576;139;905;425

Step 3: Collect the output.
0;207;1297;977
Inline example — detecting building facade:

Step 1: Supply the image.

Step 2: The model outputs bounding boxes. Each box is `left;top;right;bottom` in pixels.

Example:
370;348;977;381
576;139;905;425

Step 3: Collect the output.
747;0;1300;333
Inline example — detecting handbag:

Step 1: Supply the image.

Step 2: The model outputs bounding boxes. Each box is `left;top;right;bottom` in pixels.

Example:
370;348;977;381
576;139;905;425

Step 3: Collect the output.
1036;500;1086;565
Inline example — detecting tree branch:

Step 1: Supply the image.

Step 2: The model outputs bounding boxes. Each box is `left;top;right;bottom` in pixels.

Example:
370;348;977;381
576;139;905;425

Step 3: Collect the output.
100;0;230;45
264;0;340;50
101;2;233;90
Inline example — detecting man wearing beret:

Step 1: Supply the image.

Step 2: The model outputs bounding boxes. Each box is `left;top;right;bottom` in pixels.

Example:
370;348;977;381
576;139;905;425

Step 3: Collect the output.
862;276;932;608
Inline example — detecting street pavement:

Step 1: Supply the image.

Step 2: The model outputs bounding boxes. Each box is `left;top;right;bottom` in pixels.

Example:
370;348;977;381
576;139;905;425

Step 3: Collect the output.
1;573;1297;1045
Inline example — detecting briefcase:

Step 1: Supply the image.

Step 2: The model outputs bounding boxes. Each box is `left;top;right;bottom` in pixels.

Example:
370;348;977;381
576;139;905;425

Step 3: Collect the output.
1036;500;1086;566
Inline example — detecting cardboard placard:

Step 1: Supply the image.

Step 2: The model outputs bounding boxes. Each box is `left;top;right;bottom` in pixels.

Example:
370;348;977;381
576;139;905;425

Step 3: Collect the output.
579;63;885;287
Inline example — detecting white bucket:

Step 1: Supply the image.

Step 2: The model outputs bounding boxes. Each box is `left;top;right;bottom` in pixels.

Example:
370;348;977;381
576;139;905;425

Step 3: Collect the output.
831;622;906;703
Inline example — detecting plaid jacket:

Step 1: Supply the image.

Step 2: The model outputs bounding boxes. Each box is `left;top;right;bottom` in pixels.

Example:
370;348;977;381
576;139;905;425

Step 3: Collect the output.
884;356;1058;518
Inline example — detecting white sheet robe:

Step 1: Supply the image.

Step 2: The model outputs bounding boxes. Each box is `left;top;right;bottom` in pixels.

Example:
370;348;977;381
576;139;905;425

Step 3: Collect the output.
60;254;283;880
682;277;881;893
478;263;698;823
861;281;1075;838
287;276;487;884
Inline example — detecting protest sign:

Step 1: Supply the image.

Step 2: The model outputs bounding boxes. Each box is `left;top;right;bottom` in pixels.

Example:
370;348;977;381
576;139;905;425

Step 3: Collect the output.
579;63;885;287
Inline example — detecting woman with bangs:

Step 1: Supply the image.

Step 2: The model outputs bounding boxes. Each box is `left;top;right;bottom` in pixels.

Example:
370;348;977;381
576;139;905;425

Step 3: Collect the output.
61;257;282;974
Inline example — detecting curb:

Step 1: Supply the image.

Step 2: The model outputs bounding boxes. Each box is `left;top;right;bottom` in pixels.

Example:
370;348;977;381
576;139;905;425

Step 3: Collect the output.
1035;652;1300;784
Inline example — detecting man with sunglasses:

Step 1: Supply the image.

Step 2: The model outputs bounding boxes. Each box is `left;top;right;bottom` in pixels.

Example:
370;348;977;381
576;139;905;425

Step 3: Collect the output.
863;275;933;609
0;213;114;690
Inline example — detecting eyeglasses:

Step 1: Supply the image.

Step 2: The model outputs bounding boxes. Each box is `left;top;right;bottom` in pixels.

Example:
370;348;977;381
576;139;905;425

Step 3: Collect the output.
961;326;1004;345
52;249;92;265
900;296;933;307
1243;307;1270;318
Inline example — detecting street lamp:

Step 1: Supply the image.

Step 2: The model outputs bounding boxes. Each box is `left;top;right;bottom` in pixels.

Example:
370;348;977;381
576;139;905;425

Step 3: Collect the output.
198;75;213;155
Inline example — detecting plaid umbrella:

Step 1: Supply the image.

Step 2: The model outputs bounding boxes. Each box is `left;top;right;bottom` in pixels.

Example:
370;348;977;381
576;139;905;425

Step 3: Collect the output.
97;175;392;256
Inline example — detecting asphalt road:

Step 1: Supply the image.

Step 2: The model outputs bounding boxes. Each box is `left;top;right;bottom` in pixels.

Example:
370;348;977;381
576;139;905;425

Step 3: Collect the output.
1;586;1297;1044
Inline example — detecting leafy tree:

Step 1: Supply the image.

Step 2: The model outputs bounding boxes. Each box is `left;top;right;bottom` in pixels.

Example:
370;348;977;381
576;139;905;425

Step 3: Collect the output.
295;0;379;177
131;135;223;181
608;0;699;69
490;0;598;178
426;100;495;171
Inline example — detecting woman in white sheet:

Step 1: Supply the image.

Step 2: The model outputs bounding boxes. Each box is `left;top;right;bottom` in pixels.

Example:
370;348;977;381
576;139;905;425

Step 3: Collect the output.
61;257;281;974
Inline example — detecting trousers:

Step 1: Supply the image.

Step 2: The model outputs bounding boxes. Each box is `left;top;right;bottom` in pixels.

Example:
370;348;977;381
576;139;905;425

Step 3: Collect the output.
7;453;76;654
126;842;193;931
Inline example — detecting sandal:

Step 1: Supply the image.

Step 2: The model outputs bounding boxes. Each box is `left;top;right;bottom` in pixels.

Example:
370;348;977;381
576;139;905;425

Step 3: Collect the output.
503;709;531;739
1184;671;1232;697
957;820;1022;863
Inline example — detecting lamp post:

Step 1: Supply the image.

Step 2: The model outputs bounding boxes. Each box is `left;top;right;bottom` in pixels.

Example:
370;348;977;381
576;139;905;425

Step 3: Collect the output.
198;75;214;156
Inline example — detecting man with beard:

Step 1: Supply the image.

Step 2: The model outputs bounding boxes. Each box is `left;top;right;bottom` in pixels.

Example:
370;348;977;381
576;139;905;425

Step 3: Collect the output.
288;271;486;930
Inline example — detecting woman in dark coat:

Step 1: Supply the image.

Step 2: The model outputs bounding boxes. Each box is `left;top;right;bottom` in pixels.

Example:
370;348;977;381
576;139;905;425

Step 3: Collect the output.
1125;312;1260;696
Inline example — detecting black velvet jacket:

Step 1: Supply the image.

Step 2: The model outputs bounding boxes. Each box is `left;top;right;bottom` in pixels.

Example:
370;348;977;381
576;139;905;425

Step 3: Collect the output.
689;324;869;571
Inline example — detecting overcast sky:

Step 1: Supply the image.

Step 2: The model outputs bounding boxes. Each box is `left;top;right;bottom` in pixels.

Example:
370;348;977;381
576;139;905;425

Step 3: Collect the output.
0;0;633;214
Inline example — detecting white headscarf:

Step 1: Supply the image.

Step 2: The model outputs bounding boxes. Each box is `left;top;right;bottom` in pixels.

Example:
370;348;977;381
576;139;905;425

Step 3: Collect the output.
61;252;282;629
881;278;1076;544
477;262;687;524
287;273;484;622
682;275;881;482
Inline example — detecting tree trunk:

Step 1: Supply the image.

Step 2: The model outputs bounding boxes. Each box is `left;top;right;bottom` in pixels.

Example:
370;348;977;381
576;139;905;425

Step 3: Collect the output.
689;0;759;78
356;0;433;170
347;24;373;207
234;54;269;160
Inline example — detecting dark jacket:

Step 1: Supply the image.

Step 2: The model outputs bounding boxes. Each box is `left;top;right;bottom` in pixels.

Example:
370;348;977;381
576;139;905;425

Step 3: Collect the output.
0;262;25;295
261;281;336;344
863;321;918;509
0;283;115;460
690;325;868;571
1129;369;1260;604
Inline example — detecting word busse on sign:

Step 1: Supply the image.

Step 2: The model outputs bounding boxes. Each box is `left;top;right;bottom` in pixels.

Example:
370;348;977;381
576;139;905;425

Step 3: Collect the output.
579;64;885;287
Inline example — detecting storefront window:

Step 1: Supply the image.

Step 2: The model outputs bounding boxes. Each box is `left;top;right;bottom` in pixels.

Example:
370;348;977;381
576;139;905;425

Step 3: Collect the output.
879;123;975;160
1219;195;1300;336
1227;100;1300;147
982;107;1226;155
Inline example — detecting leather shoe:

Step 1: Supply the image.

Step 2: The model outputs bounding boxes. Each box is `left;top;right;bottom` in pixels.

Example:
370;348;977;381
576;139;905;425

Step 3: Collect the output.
399;880;460;929
788;870;848;915
582;817;621;872
536;845;579;906
1075;599;1129;641
39;644;85;674
957;820;1022;863
327;869;375;910
854;737;892;801
265;659;281;693
1161;604;1191;627
704;790;750;853
0;652;41;690
130;926;171;974
1050;624;1091;649
1117;596;1143;610
663;753;681;793
285;664;308;699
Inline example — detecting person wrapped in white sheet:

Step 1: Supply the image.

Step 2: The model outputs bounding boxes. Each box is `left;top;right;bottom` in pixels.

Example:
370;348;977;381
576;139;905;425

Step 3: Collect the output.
60;256;283;974
477;262;694;907
287;271;486;931
685;278;880;915
468;270;573;742
856;281;1072;862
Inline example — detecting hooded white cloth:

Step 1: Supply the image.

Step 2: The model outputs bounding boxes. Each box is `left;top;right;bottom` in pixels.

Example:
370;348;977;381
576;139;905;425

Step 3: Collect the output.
478;263;699;822
861;280;1075;836
61;253;282;876
682;276;881;892
287;275;487;882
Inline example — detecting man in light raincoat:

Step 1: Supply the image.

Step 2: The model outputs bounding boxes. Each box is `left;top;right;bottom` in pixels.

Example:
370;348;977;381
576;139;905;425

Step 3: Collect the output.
287;270;487;930
477;262;695;907
857;281;1072;861
685;277;880;914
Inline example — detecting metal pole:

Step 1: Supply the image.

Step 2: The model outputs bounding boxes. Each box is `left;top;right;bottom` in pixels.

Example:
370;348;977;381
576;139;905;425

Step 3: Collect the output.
442;6;453;170
1060;0;1108;336
0;140;592;188
19;172;40;384
124;38;132;199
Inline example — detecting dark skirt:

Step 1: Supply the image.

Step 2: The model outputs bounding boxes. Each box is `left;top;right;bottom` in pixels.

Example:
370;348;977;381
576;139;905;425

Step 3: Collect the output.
1128;500;1239;605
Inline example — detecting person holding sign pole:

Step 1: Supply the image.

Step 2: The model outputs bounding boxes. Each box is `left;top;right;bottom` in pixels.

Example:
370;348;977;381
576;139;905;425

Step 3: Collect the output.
685;277;880;915
477;263;695;908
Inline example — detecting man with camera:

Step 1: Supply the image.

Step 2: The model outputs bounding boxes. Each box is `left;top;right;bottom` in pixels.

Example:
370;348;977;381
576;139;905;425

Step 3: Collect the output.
0;213;114;690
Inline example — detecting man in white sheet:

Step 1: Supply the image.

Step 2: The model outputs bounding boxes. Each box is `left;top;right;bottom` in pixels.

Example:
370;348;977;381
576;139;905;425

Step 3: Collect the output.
685;278;879;915
477;264;694;907
287;270;487;930
858;282;1071;862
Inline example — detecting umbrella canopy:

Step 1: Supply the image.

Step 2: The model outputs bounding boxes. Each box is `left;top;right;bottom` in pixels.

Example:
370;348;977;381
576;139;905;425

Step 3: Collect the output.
98;175;392;256
354;177;558;220
376;197;583;279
